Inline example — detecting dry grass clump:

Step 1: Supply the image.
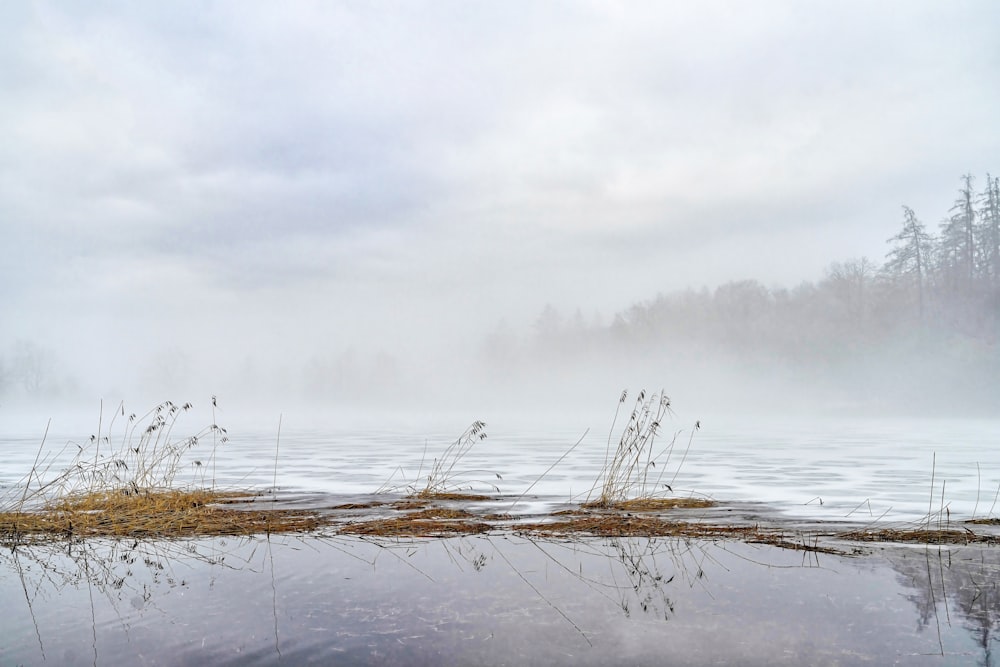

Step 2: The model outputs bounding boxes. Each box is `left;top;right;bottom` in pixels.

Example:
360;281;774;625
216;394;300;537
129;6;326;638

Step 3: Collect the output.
377;421;502;499
517;514;755;539
584;390;700;509
414;491;494;501
517;514;849;554
338;505;494;537
6;401;227;513
613;497;715;511
840;527;1000;545
1;488;323;540
414;420;497;497
747;536;847;555
51;488;253;513
0;400;327;543
332;504;525;538
406;507;477;520
329;501;390;510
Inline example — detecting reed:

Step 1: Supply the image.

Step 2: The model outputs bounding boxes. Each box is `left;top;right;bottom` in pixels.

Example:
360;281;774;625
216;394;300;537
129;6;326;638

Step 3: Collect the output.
4;400;228;515
0;400;320;543
378;420;502;499
7;397;1000;549
585;390;701;509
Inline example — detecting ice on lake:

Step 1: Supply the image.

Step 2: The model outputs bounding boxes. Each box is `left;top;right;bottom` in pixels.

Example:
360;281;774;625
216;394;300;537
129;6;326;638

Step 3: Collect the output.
2;410;1000;524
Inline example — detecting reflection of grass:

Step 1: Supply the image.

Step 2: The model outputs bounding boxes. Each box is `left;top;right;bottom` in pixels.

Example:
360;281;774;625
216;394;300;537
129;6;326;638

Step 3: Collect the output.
3;533;287;660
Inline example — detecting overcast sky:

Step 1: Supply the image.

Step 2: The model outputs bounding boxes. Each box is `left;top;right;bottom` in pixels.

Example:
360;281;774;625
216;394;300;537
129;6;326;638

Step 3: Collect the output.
3;1;999;409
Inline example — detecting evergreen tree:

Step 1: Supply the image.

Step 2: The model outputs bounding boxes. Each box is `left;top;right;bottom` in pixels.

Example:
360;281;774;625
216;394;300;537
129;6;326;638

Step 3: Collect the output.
939;174;978;293
886;205;933;320
977;174;1000;289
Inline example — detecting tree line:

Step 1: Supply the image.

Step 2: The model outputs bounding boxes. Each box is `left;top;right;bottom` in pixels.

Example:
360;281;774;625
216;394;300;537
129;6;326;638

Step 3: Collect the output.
494;173;1000;387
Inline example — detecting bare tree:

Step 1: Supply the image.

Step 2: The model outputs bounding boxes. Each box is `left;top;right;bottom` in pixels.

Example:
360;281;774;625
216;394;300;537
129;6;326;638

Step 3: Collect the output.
825;257;879;334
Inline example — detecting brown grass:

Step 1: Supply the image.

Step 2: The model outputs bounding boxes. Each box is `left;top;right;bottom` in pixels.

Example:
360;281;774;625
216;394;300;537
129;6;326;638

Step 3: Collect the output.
337;506;494;537
1;489;323;540
585;390;702;511
594;497;715;511
517;515;755;538
517;514;849;554
329;501;389;510
6;399;999;548
840;527;1000;545
6;489;1000;548
413;491;494;501
747;537;846;555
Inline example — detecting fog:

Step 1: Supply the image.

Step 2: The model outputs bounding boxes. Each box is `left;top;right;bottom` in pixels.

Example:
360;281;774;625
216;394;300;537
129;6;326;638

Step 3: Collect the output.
3;2;999;430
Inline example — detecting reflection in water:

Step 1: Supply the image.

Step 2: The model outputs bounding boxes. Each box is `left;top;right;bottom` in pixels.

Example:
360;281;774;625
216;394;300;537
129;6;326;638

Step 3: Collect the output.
1;532;998;665
2;536;257;664
522;536;713;623
888;546;1000;667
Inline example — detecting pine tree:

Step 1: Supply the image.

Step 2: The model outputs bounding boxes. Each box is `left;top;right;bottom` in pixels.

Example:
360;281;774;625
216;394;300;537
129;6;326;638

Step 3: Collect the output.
939;174;978;293
977;173;1000;289
886;205;933;320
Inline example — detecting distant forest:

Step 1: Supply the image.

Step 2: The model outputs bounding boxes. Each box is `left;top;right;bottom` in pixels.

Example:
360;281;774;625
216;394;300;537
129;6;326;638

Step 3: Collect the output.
3;173;997;414
486;172;1000;412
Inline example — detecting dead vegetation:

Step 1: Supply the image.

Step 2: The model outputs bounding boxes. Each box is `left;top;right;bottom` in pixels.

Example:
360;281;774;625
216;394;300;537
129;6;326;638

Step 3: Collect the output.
1;489;323;540
518;514;745;538
7;486;1000;547
3;397;1000;550
340;507;491;537
840;527;1000;545
412;491;494;501
376;420;501;500
584;390;701;509
517;513;848;554
611;497;715;511
0;400;321;543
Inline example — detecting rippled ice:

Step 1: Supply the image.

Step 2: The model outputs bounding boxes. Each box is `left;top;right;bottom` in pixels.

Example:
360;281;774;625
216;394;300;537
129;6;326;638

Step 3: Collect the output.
3;412;999;523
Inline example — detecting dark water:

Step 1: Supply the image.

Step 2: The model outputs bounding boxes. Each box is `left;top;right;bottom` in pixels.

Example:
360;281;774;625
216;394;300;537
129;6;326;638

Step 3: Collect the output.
2;527;997;666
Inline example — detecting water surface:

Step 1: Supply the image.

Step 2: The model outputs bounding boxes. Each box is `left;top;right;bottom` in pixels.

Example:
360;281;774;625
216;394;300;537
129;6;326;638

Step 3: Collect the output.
3;532;998;666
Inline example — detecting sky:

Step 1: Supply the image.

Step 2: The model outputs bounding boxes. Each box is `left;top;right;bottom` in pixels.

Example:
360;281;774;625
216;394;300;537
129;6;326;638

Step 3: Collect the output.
2;1;999;419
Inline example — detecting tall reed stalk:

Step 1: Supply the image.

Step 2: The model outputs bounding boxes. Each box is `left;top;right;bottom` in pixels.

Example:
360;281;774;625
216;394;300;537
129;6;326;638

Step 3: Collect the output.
587;390;697;508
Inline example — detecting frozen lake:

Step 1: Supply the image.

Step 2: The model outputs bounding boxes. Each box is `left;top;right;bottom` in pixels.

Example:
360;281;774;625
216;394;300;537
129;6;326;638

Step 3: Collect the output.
3;408;1000;525
3;406;1000;665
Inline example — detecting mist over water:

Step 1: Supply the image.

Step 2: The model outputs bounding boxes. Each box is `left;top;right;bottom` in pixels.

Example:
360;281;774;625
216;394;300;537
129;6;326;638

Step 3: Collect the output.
2;3;998;429
6;8;1000;666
